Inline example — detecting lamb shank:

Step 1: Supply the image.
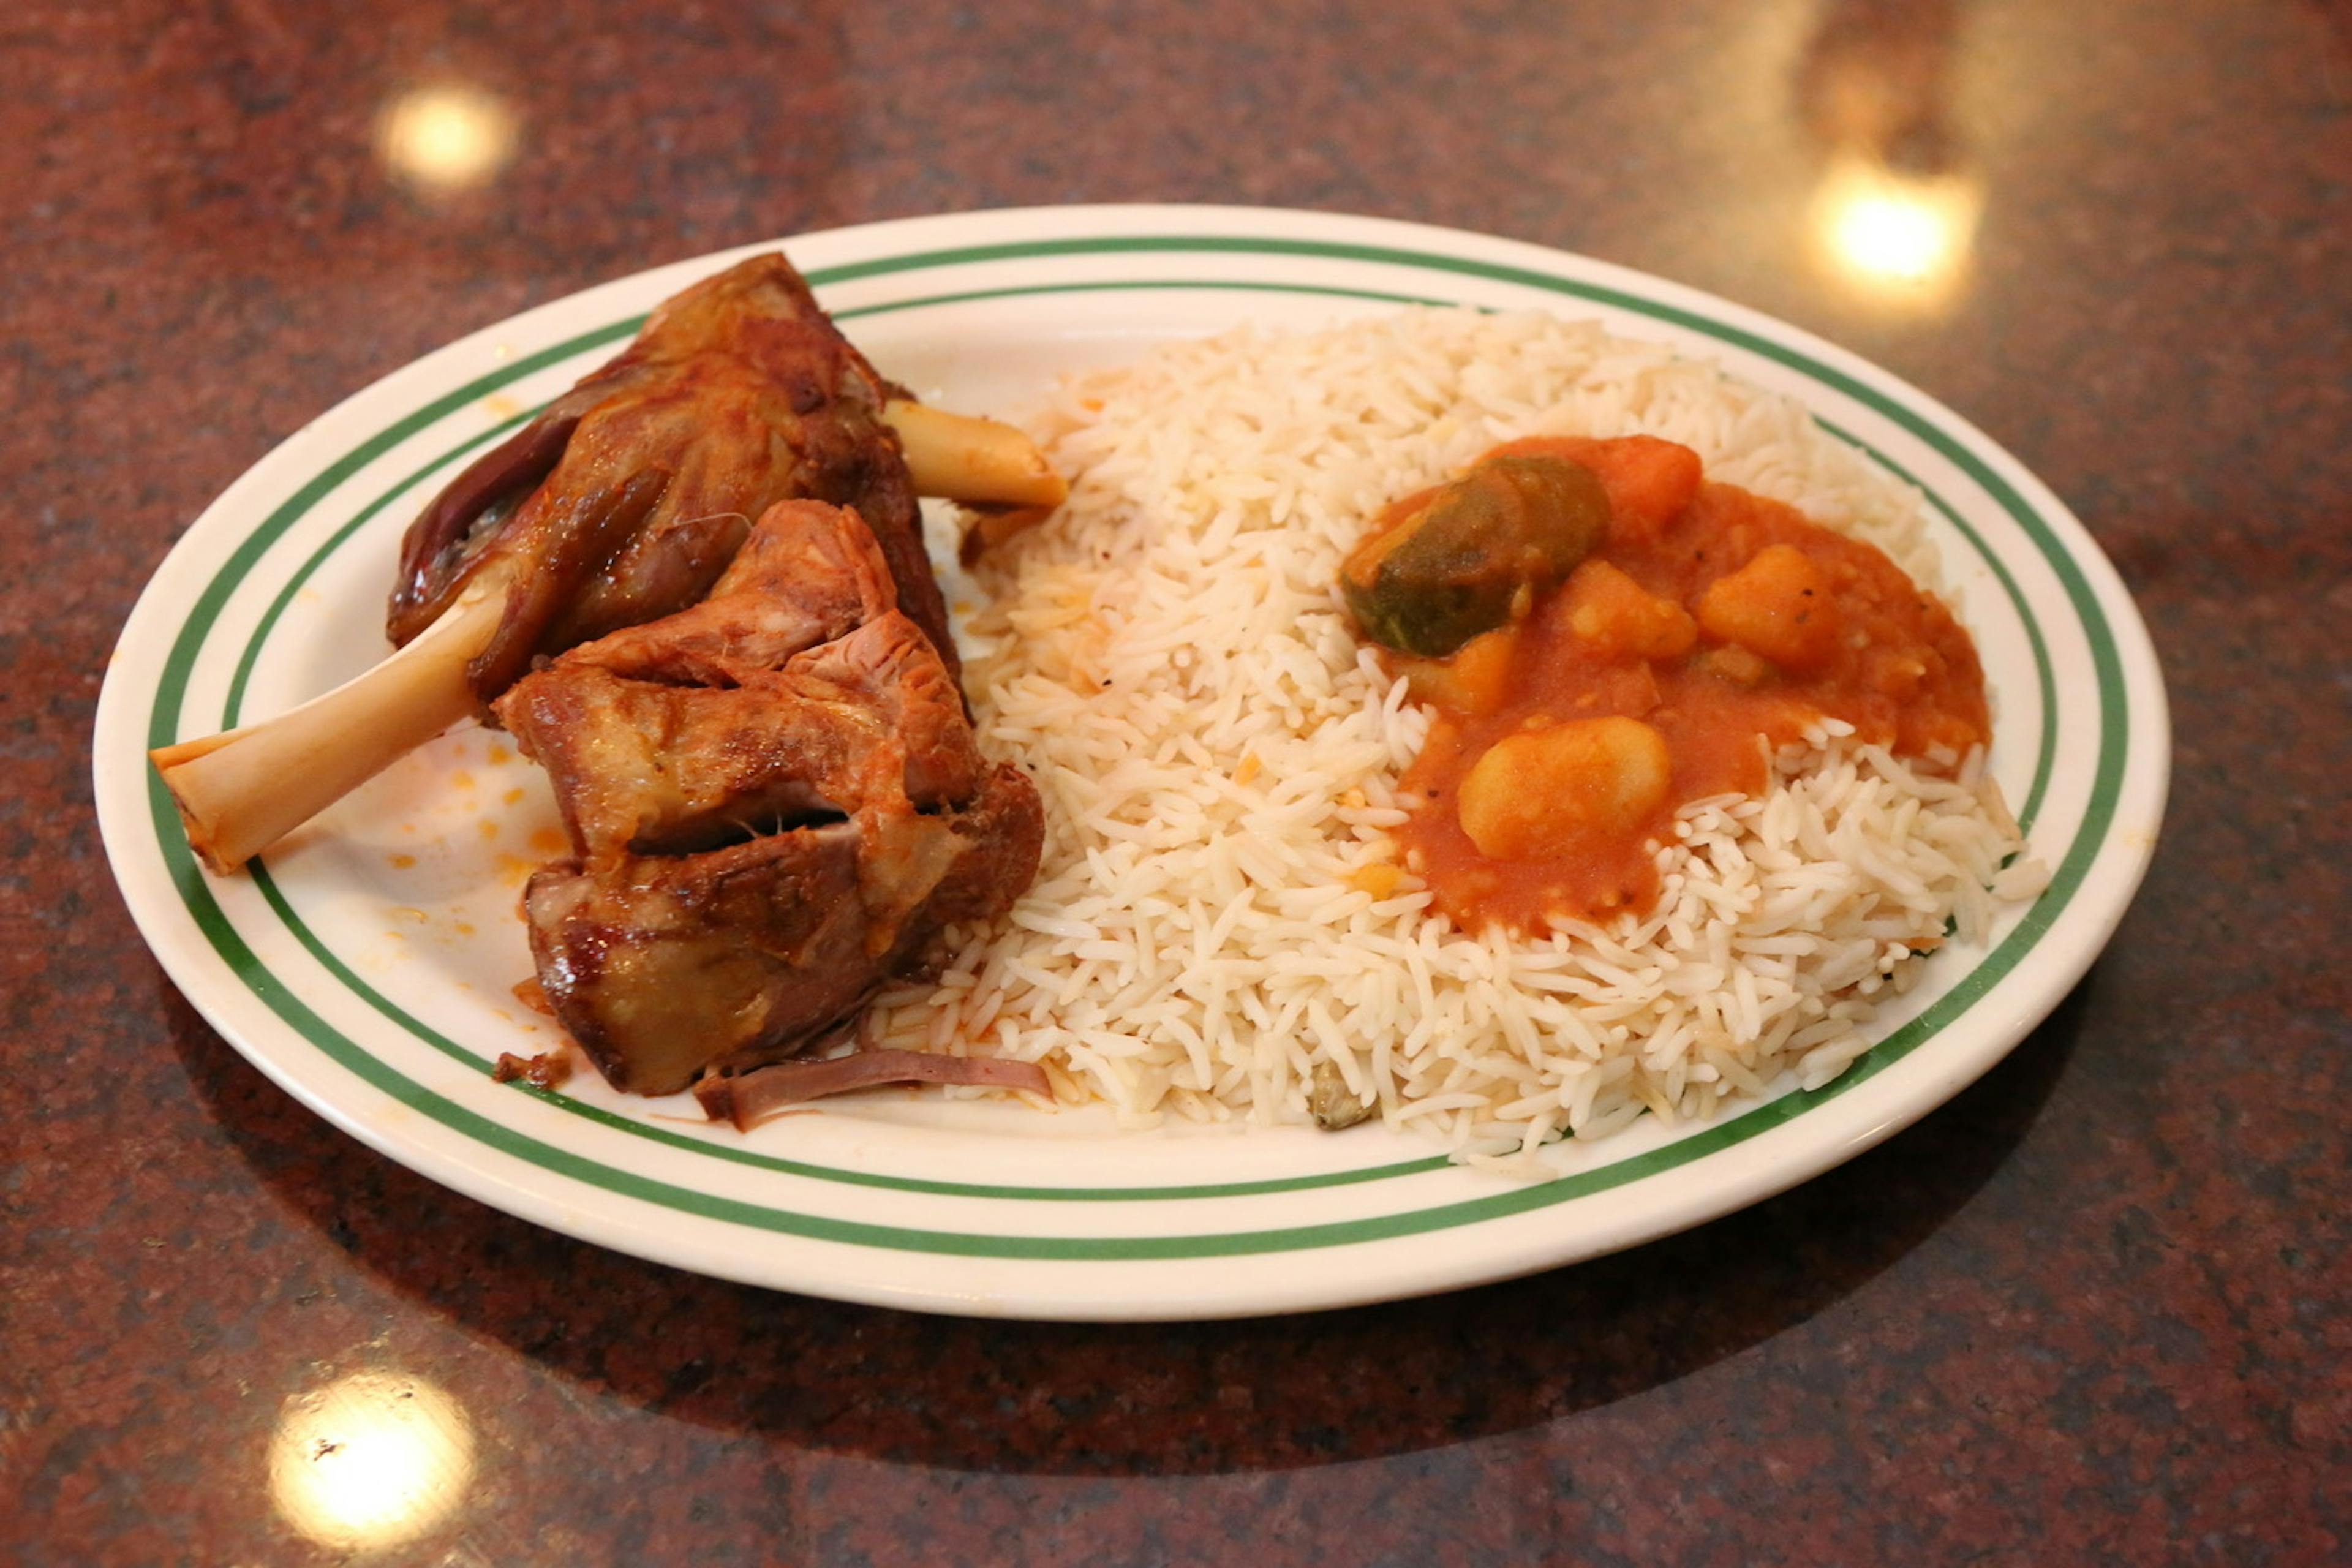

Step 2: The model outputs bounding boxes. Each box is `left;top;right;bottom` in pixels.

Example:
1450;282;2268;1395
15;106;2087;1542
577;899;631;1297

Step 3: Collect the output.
154;252;1061;874
494;499;1045;1098
153;251;1061;1110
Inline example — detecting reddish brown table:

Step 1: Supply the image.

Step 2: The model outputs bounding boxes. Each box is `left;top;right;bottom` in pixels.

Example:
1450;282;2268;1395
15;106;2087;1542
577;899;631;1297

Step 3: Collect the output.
8;2;2347;1561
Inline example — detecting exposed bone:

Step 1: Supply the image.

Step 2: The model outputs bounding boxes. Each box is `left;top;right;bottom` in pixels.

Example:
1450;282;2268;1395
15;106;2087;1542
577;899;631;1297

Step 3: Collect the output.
150;404;1057;875
153;560;518;873
884;400;1066;508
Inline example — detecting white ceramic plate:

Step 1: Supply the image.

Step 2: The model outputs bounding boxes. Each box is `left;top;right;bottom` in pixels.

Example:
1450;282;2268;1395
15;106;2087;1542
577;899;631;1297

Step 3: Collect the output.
94;205;2168;1321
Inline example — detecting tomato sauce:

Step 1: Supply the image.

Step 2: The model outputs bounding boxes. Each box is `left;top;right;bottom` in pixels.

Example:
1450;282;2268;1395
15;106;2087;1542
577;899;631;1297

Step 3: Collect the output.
1376;435;1989;932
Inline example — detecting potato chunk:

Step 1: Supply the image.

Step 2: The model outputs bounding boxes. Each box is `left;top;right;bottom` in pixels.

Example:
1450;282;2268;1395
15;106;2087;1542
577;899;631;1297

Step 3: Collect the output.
1556;559;1698;660
1456;716;1672;858
1695;543;1841;671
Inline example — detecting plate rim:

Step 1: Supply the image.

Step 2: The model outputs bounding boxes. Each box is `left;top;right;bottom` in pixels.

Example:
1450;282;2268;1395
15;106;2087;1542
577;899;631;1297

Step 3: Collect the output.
94;203;2171;1318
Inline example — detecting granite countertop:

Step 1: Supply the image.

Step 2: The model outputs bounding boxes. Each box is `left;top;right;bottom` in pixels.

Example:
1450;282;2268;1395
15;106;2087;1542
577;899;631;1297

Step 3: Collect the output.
7;1;2346;1561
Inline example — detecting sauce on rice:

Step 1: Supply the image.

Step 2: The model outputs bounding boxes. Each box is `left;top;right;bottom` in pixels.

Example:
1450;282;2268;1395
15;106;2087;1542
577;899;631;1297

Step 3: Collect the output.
1364;435;1989;931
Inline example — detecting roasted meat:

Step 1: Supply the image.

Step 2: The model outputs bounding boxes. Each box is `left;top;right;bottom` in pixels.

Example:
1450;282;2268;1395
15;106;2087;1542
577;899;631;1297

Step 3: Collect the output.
428;265;1046;1103
391;252;957;703
512;771;1043;1096
495;500;1044;1098
156;254;1065;877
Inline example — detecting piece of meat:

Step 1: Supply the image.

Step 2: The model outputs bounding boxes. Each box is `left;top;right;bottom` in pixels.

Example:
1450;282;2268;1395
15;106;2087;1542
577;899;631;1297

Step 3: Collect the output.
546;498;898;688
519;763;1044;1096
492;1049;574;1090
390;254;957;702
498;503;981;858
494;497;1044;1098
502;612;984;868
694;1050;1052;1130
496;500;978;866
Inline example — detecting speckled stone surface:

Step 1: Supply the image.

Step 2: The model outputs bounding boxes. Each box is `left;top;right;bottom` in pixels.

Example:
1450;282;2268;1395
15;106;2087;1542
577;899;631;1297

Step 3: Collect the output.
6;1;2348;1562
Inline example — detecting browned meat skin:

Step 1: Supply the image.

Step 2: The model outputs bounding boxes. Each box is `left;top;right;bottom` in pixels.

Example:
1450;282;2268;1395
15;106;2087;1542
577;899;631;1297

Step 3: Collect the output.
494;498;1044;1098
388;253;955;702
497;502;978;867
501;613;982;867
520;763;1044;1096
522;820;869;1096
551;498;897;688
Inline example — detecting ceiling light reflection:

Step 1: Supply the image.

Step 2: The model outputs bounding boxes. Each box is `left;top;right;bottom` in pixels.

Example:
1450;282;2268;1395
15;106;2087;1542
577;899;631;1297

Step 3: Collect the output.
268;1370;477;1551
377;85;518;193
1812;154;1983;309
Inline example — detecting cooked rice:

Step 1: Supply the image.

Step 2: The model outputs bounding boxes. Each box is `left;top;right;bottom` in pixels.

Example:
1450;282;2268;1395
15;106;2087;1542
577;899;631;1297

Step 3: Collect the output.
870;308;2046;1170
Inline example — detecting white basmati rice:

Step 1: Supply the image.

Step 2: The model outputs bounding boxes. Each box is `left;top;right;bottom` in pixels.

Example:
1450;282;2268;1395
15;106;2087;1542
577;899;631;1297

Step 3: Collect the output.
873;309;2047;1170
